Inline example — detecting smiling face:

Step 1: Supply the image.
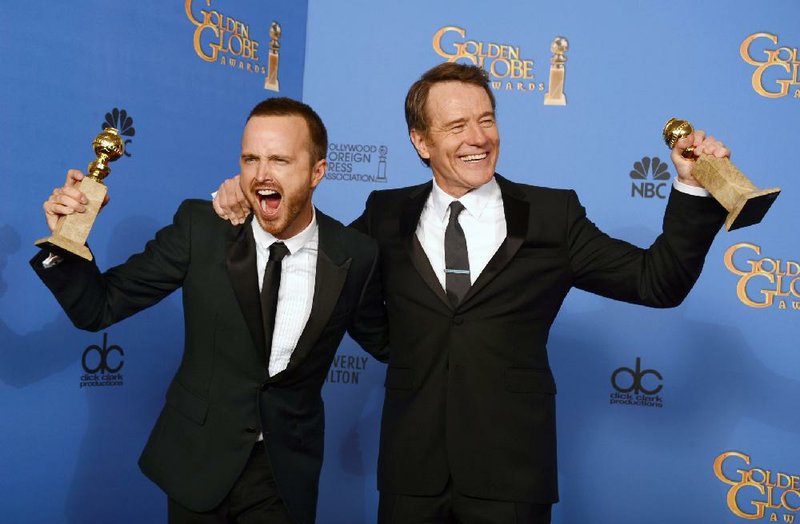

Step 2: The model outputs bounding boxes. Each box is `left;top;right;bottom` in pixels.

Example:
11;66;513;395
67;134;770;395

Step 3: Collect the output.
410;81;500;198
239;115;325;239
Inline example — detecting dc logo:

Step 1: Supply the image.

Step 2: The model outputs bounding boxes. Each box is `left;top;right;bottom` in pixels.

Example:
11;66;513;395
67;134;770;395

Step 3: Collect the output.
611;357;662;395
82;333;124;374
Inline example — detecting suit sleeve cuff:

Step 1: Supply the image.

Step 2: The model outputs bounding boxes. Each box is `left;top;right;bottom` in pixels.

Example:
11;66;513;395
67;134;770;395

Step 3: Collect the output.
673;178;710;198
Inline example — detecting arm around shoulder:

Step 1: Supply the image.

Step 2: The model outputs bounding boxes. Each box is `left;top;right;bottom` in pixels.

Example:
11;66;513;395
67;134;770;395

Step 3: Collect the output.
347;237;389;363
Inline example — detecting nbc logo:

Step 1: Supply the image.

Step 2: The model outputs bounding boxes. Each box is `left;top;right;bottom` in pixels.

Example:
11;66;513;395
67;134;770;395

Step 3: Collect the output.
630;156;670;199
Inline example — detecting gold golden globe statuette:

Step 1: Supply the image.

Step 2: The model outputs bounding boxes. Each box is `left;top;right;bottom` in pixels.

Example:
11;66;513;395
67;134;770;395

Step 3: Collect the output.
264;21;281;92
543;36;568;106
663;118;780;231
35;128;124;260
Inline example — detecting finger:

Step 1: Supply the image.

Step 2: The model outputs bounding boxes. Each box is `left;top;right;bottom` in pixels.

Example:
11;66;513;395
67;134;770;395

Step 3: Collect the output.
224;197;248;220
699;136;726;157
691;130;706;149
51;191;86;213
712;145;730;158
235;183;251;214
703;137;721;156
672;136;696;163
59;185;89;205
212;194;227;219
45;192;83;215
66;169;85;187
53;185;87;206
49;202;81;215
233;200;248;219
675;135;694;151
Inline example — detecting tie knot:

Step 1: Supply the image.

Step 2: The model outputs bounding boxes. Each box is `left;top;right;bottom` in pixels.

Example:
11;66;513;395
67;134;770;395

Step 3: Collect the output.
448;201;466;221
269;242;290;262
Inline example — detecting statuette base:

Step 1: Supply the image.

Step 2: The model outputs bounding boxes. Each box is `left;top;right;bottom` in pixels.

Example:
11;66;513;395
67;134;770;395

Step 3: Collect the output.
691;155;780;231
726;188;781;231
34;177;107;261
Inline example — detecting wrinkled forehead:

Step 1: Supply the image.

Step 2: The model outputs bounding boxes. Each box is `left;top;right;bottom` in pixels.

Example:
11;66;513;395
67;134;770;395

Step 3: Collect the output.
424;81;496;124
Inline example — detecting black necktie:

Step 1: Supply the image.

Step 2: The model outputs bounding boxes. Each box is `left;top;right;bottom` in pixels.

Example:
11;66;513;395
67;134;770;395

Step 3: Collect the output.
261;242;290;362
445;201;470;306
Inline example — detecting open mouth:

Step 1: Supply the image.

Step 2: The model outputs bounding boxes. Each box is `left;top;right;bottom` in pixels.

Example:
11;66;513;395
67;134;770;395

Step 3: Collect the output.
256;188;282;217
460;152;488;164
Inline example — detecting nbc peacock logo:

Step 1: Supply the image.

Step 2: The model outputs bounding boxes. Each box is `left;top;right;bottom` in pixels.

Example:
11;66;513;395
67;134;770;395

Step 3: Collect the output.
101;108;135;157
630;156;670;199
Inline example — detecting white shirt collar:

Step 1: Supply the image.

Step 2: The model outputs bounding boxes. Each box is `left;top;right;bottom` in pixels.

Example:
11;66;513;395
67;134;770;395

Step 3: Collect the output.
430;176;501;223
250;207;318;256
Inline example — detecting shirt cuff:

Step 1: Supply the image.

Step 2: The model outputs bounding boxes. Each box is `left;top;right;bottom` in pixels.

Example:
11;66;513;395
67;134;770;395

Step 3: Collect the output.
673;178;710;197
42;252;63;268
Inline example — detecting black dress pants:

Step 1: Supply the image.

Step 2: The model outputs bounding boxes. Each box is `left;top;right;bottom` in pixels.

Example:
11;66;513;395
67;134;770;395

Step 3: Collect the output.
167;441;293;524
378;479;552;524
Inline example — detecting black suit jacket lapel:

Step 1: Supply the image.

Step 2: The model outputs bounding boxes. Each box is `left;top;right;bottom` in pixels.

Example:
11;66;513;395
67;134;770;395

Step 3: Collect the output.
225;215;268;369
400;182;451;309
279;211;351;376
460;174;529;307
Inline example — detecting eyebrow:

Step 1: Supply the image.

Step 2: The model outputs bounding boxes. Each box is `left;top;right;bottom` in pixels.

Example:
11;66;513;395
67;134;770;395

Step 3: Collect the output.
240;153;293;161
441;111;496;128
441;117;467;128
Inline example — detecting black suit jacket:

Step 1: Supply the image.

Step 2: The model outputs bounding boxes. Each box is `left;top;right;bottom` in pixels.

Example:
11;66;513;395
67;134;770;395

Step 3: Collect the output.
351;174;725;503
31;200;388;524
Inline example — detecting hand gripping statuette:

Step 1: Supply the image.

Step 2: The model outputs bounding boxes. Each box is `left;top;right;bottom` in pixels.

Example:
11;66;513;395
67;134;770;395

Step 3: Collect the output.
663;118;780;231
35;128;124;260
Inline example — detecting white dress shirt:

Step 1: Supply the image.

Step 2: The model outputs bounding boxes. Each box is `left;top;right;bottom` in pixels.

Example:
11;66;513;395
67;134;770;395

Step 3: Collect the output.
251;211;318;377
416;177;506;288
415;177;707;290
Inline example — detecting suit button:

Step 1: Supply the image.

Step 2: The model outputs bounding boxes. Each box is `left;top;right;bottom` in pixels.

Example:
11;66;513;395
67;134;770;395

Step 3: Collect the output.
245;426;257;433
453;316;464;325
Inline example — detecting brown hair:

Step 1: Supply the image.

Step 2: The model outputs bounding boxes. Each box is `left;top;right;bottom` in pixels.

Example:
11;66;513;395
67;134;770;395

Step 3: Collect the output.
405;62;496;133
247;97;328;164
405;63;496;166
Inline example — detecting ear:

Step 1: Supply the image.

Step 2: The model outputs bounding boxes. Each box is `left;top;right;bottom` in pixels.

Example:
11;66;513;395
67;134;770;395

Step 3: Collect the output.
310;159;326;189
409;128;431;161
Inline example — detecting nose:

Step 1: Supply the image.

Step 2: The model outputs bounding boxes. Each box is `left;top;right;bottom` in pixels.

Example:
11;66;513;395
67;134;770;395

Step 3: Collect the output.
254;162;271;183
463;121;488;146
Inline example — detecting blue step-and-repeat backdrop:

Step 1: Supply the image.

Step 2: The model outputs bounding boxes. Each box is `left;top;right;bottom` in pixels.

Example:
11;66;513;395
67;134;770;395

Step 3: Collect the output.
1;1;798;523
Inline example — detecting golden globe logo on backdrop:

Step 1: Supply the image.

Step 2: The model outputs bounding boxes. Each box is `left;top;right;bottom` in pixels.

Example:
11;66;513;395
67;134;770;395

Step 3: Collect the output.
740;33;800;99
185;0;280;90
432;26;545;94
714;451;800;521
724;243;800;311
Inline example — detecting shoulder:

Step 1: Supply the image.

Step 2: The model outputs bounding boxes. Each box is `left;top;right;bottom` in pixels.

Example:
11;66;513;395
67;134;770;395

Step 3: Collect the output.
495;174;578;205
365;182;430;205
174;199;231;228
175;198;214;216
317;209;377;254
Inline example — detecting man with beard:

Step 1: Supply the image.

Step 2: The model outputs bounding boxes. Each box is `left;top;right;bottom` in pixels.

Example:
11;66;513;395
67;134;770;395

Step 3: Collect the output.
213;63;730;523
31;97;388;524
